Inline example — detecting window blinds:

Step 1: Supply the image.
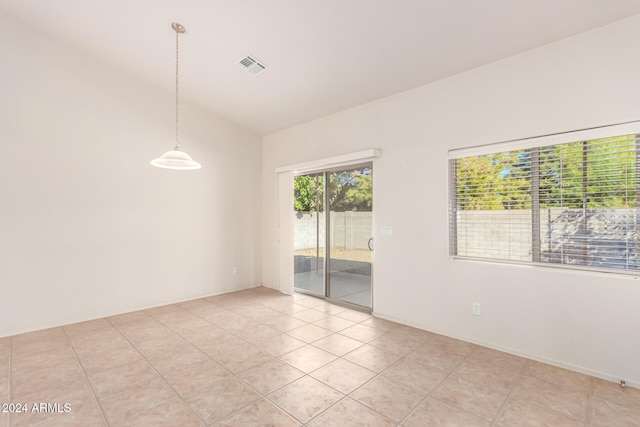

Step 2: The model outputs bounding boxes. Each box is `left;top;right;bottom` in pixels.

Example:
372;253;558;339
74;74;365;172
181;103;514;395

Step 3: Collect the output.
449;125;640;274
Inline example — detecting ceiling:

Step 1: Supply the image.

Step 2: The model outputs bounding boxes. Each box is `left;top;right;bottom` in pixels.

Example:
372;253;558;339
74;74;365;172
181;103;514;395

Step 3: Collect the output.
2;0;640;136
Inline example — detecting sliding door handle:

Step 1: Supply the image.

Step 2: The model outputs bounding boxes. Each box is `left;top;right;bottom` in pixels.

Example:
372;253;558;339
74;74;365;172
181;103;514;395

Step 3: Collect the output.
368;237;374;251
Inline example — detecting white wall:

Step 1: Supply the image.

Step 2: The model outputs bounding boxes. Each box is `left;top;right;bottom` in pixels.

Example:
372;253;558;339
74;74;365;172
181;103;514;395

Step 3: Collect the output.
262;15;640;386
0;13;262;337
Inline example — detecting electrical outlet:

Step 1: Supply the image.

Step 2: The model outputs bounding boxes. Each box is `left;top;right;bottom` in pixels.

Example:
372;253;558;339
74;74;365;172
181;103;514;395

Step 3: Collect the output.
232;267;238;275
472;303;481;316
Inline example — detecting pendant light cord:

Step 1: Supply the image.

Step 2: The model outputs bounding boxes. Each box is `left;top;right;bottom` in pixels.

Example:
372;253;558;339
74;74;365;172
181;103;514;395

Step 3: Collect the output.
175;25;181;150
150;22;200;170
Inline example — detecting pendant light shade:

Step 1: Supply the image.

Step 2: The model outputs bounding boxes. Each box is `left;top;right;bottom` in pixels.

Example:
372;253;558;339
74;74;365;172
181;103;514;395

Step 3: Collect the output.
151;147;201;170
151;22;201;170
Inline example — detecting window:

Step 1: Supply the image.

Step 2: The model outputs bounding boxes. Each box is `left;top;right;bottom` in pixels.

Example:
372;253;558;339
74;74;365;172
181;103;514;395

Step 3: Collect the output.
449;125;640;274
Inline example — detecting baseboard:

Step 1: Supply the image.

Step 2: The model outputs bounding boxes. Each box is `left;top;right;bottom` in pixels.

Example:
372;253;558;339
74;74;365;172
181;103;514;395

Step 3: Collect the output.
372;311;639;390
0;283;263;339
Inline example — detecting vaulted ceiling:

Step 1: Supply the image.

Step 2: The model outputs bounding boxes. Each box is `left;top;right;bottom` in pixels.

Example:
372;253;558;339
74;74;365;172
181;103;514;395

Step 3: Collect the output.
3;0;640;135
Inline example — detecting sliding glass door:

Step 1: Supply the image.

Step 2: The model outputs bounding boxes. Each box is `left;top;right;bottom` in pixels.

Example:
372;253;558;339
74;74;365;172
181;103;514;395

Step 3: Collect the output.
293;164;373;309
293;173;325;297
327;166;372;307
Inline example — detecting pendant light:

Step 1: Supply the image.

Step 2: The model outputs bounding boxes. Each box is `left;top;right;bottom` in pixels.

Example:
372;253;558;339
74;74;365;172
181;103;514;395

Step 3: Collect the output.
151;22;201;170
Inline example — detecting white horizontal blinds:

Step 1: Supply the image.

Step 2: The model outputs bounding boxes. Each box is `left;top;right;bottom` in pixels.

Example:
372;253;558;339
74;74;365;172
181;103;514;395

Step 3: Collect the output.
448;160;458;257
450;149;533;262
450;131;640;273
538;135;638;270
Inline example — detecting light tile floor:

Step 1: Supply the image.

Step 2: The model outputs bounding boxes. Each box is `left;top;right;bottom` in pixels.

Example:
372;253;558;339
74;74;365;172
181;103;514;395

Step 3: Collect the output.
1;286;639;426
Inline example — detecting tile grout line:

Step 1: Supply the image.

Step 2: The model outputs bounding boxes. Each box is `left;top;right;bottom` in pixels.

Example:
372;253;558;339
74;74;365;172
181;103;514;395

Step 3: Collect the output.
584;376;595;425
345;370;410;425
220;294;376;425
394;364;450;423
504;363;595;425
301;395;354;426
514;361;595;424
232;368;303;423
178;302;286;358
209;395;300;427
488;358;530;426
394;342;453;425
143;307;271;425
219;296;337;425
150;295;344;423
260;374;316;425
330;336;420;426
104;317;209;426
146;300;339;425
293;331;372;422
301;321;438;423
61;326;111;427
395;339;482;426
172;304;293;376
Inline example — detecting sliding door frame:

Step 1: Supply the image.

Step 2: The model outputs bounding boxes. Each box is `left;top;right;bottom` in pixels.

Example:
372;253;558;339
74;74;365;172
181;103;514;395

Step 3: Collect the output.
293;162;374;312
275;149;381;306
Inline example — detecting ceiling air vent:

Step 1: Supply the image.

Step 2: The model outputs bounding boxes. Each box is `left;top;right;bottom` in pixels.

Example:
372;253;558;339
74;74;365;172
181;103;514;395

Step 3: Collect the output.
236;55;267;76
